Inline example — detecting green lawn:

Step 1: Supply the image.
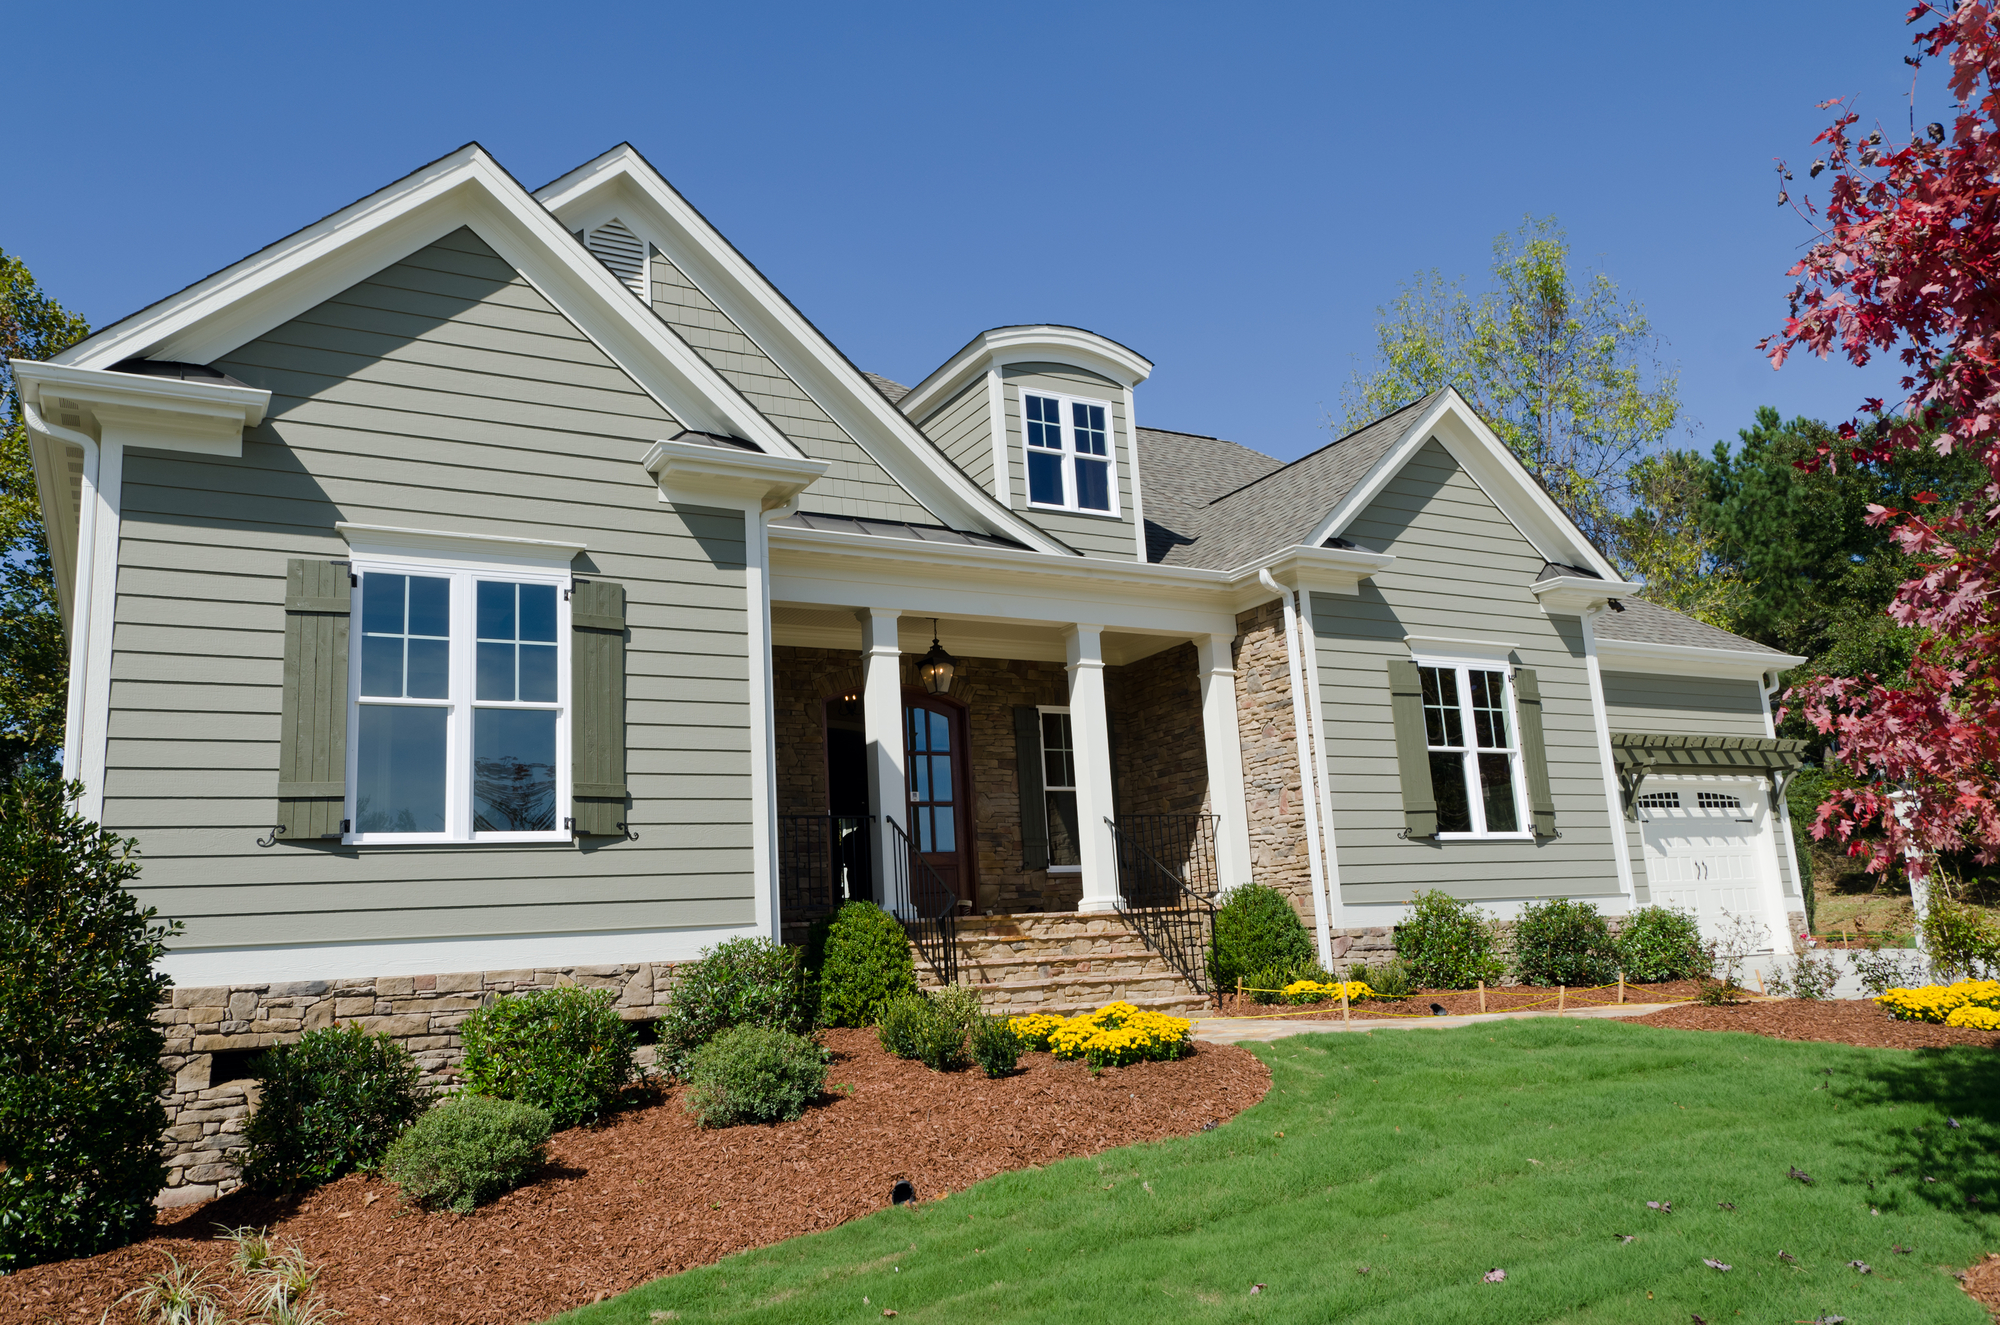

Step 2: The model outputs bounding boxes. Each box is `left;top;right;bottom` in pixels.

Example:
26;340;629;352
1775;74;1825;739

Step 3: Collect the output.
553;1020;1999;1324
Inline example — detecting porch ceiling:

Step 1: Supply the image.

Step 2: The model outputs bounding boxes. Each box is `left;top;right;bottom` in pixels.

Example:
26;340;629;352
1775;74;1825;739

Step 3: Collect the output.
770;605;1188;666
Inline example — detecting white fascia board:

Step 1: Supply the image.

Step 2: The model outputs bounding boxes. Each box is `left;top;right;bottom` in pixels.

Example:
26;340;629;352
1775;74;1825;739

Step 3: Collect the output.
1229;543;1397;609
13;360;270;456
1532;573;1644;615
49;146;801;460
768;525;1238;637
644;437;829;511
535;149;1070;554
1594;637;1805;679
898;325;1155;419
336;521;587;567
1310;390;1623;581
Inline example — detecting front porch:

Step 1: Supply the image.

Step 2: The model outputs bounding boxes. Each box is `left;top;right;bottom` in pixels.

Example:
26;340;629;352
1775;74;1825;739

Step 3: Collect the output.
768;607;1249;1002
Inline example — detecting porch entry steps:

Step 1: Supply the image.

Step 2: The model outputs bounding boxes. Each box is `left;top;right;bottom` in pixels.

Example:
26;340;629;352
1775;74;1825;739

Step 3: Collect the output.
915;913;1211;1019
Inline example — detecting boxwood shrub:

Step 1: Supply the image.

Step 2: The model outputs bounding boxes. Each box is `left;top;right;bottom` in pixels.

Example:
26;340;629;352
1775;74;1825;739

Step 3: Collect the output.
684;1025;829;1127
380;1093;552;1213
812;901;915;1027
458;985;634;1129
1512;899;1619;987
656;937;814;1079
242;1023;429;1192
0;779;179;1271
1396;890;1504;989
1209;884;1313;991
1615;906;1706;983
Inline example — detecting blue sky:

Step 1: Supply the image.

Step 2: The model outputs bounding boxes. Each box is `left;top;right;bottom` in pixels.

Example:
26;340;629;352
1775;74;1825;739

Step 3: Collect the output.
6;1;1928;462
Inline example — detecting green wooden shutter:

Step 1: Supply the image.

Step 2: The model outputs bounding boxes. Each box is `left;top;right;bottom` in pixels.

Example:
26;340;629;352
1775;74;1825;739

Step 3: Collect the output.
1513;666;1558;836
1386;659;1438;839
1013;706;1049;871
571;579;628;836
275;558;351;842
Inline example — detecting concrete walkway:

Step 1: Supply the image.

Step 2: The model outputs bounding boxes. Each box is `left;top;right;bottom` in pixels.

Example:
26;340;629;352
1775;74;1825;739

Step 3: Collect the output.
1192;1000;1682;1043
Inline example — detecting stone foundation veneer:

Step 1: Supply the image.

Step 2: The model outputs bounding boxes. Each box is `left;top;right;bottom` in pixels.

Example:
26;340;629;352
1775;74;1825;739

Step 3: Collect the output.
153;962;677;1206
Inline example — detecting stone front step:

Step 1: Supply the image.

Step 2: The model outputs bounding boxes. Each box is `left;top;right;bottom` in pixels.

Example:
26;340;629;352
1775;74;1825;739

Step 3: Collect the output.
913;911;1211;1019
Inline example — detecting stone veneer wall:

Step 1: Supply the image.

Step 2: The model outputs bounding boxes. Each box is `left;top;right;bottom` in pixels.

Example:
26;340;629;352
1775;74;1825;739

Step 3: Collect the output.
1107;642;1209;822
770;646;1075;912
154;963;676;1206
1232;601;1317;928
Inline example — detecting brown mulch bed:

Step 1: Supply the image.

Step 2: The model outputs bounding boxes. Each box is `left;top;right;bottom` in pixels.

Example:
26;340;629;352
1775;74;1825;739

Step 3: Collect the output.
1;1029;1268;1325
1964;1253;2000;1321
1622;997;2000;1051
1210;979;1706;1021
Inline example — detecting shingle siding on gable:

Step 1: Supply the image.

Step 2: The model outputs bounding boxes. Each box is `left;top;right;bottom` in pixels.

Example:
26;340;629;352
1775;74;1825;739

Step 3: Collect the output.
1000;363;1135;561
915;378;993;495
1310;438;1621;905
647;250;933;523
105;227;756;950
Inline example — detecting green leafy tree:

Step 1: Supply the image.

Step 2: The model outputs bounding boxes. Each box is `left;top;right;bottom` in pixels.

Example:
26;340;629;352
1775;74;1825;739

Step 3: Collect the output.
1;253;90;786
1342;217;1681;549
1613;448;1746;627
0;778;177;1270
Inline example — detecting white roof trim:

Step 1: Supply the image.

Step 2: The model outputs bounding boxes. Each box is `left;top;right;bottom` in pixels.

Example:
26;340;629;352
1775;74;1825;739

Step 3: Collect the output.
50;144;805;462
1532;572;1643;615
532;145;1070;556
643;436;828;511
897;325;1154;420
1404;633;1522;662
12;360;270;458
336;521;586;566
1305;389;1622;581
1595;636;1806;679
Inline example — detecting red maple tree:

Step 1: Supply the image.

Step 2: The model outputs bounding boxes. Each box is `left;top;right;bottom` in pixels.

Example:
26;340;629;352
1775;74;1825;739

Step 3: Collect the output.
1763;1;2000;877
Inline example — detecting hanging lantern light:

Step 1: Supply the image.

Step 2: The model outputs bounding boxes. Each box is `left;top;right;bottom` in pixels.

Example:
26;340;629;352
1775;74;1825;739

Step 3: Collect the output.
917;619;957;695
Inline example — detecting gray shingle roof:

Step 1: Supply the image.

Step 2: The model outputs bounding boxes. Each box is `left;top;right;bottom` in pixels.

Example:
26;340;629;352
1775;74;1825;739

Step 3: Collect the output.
1593;595;1790;657
1140;393;1437;570
863;372;911;404
775;509;1026;550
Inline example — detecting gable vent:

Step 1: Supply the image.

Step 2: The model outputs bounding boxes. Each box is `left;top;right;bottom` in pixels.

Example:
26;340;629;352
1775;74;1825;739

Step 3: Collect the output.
586;218;648;299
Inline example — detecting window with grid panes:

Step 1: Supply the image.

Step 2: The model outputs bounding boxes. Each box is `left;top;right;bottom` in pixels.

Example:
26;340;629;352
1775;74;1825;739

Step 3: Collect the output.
1039;708;1081;867
1417;663;1527;837
1021;391;1117;514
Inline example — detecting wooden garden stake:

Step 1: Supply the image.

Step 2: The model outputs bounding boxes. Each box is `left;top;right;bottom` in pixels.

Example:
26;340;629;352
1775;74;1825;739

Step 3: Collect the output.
1618;974;1625;1005
1478;980;1486;1014
1755;969;1765;995
1342;986;1350;1025
1558;985;1565;1012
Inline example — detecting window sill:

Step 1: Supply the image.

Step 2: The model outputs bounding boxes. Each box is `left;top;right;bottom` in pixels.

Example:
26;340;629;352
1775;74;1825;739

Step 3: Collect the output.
1433;832;1537;842
1024;502;1124;521
344;833;575;847
1045;864;1083;875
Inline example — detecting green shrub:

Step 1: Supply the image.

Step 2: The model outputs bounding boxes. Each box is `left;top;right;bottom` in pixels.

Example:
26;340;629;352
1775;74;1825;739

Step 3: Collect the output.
1209;884;1314;990
812;901;916;1027
970;1016;1021;1078
1512;899;1619;987
876;986;981;1071
1350;959;1414;999
0;779;179;1271
242;1023;428;1192
458;985;634;1130
380;1094;551;1213
1921;890;2000;980
1615;906;1706;983
1396;891;1503;989
684;1025;829;1127
656;937;813;1079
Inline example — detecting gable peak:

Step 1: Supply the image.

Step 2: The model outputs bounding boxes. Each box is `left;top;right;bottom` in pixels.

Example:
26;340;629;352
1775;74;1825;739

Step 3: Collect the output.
585;218;647;299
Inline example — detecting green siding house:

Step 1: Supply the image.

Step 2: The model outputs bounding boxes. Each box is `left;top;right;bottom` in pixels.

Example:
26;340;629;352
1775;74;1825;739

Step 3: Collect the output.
14;144;1806;1201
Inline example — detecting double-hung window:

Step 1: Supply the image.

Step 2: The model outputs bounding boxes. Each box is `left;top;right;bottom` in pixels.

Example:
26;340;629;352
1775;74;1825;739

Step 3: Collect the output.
1037;707;1082;870
1418;663;1528;838
347;559;570;843
1022;391;1117;514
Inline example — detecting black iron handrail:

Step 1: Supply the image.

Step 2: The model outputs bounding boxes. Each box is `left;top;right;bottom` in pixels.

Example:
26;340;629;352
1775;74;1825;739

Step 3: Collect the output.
777;814;871;924
886;816;959;986
1107;813;1219;995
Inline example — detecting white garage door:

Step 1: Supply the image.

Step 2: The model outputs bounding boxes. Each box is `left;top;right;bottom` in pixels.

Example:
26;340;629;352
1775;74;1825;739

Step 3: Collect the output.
1638;787;1771;945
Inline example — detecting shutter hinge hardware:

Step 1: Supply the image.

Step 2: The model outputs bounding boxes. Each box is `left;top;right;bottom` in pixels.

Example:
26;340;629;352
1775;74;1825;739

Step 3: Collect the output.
563;816;575;831
255;824;287;848
615;822;640;841
341;819;351;834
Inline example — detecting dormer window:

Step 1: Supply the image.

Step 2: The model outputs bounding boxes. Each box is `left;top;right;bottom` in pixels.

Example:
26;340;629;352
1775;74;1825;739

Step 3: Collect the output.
1023;392;1117;514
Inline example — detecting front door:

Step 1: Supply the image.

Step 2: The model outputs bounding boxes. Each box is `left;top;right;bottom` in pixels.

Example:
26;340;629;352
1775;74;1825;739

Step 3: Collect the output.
905;695;973;909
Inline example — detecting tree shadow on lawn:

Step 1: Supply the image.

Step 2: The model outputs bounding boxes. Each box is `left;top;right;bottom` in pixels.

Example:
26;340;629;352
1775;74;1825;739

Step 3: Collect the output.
1842;1044;2000;1227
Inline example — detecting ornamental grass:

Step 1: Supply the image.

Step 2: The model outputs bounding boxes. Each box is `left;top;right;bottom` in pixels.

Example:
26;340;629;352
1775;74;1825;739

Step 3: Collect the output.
1873;978;2000;1024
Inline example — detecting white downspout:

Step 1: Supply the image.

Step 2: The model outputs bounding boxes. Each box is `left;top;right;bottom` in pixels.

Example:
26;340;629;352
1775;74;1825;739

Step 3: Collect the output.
24;399;101;798
1294;586;1345;937
1260;568;1333;969
1580;605;1638;907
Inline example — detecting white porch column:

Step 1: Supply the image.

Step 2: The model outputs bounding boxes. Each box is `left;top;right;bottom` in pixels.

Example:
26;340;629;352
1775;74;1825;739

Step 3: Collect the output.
857;609;908;916
1197;632;1254;895
1064;624;1120;913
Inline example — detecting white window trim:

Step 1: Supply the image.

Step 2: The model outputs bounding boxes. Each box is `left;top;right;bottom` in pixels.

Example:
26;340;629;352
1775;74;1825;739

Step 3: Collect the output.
1018;388;1121;517
1413;657;1533;842
1035;704;1083;874
343;553;572;846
